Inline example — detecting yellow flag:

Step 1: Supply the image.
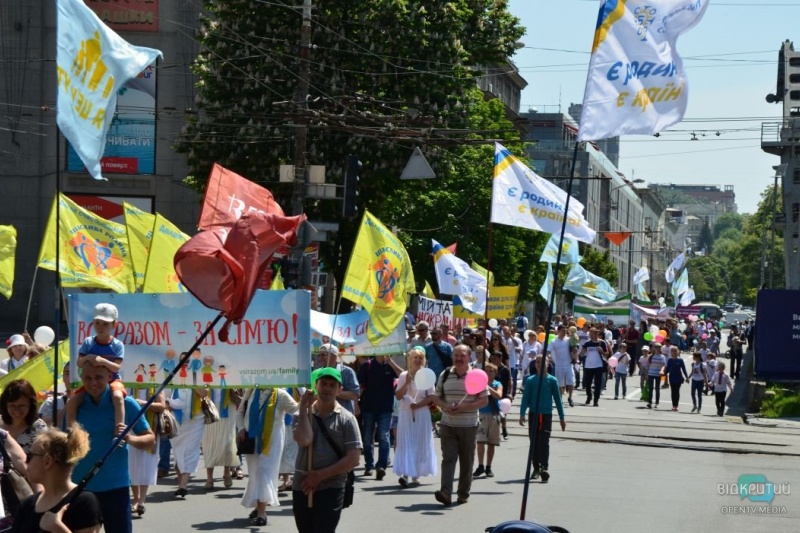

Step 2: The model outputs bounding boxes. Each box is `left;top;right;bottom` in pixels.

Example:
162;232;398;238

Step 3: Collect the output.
142;213;189;293
270;271;285;290
422;280;435;298
0;225;16;299
342;210;416;345
0;340;70;397
37;194;135;293
124;202;156;292
471;261;495;286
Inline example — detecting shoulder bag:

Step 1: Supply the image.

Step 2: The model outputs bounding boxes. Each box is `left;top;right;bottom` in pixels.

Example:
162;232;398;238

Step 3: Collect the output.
158;409;180;438
312;415;355;508
200;395;220;424
0;432;33;522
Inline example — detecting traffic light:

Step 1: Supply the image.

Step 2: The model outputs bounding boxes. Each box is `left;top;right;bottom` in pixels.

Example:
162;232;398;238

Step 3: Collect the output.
281;257;301;288
343;155;361;218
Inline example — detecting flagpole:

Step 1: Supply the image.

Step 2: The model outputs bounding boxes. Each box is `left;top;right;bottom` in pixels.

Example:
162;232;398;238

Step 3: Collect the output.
519;141;580;521
53;127;62;427
23;266;39;333
483;223;493;324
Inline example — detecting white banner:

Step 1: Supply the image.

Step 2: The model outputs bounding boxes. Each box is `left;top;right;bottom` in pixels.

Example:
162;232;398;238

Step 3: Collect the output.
415;296;471;331
67;291;311;388
577;0;709;142
309;309;407;357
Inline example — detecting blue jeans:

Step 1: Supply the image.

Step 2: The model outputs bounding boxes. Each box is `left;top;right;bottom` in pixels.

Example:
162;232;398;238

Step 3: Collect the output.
94;486;132;533
158;437;172;470
691;379;704;409
511;367;519;396
361;411;391;470
614;373;627;398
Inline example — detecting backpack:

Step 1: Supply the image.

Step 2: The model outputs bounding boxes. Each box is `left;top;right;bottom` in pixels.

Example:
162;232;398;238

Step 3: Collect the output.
516;316;526;330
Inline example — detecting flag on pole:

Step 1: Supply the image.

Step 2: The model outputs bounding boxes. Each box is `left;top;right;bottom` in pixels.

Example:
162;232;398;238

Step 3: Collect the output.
491;143;596;244
540;233;582;265
0;226;16;299
633;266;650;285
577;0;709;142
123;202;156;291
665;252;686;283
432;240;487;314
142;214;189;293
471;262;495;287
563;264;617;302
37;194;135;293
422;280;435;298
539;263;555;304
56;0;162;180
270;270;285;290
340;211;416;345
635;282;650;302
671;268;689;302
679;287;695;307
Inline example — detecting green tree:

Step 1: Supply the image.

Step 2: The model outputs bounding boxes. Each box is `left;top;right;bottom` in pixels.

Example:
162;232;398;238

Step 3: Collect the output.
697;218;713;254
712;212;745;240
686;255;726;304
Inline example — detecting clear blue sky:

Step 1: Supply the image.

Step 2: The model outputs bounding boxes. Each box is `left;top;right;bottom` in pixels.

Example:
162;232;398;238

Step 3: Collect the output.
508;0;800;214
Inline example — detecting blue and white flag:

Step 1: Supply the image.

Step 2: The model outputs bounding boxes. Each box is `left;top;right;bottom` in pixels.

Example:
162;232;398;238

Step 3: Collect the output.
431;239;487;314
492;144;596;244
679;287;695;307
56;0;162;180
577;0;709;142
632;266;649;285
665;252;686;283
671;268;689;302
540;234;582;265
563;263;617;303
635;281;650;302
539;263;555;305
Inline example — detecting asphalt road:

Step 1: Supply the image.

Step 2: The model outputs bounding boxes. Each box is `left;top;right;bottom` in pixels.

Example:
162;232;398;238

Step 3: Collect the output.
134;370;799;533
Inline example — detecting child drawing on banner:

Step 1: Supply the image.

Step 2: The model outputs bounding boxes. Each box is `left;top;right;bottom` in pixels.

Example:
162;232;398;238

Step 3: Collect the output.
218;365;227;387
201;355;215;385
160;348;177;379
190;349;203;386
134;364;146;384
178;351;189;385
148;363;158;384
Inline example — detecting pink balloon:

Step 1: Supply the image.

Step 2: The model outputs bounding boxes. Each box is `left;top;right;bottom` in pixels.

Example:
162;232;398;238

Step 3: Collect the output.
465;369;489;395
701;333;708;340
498;398;512;414
608;356;618;368
655;334;665;343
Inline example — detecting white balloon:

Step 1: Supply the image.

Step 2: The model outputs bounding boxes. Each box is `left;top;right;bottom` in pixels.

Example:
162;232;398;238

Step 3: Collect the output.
414;368;436;390
678;323;687;332
649;325;659;336
498;398;512;415
488;318;498;328
34;326;55;346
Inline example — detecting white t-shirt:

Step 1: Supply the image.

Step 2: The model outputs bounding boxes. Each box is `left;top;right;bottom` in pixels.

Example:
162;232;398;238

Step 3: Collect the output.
706;358;718;377
503;336;520;369
583;340;607;369
690;361;707;381
521;341;541;373
613;352;630;374
699;348;710;362
549;337;573;367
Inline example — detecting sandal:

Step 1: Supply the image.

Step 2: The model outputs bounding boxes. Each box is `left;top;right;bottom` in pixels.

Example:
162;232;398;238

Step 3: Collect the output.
136;504;145;516
223;476;233;488
251;516;267;526
235;467;244;480
204;480;214;489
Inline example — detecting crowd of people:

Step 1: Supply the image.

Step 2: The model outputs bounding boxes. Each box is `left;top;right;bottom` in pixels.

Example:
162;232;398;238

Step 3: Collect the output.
0;303;752;532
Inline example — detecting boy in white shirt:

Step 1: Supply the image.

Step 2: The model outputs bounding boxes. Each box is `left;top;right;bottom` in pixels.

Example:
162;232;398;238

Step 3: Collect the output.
712;361;734;416
613;343;630;400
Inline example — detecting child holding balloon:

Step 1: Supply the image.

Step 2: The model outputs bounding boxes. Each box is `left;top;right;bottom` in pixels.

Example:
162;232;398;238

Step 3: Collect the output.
473;363;504;478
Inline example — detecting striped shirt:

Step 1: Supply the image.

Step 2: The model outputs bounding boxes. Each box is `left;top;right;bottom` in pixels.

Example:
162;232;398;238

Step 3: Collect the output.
648;354;668;377
436;367;488;428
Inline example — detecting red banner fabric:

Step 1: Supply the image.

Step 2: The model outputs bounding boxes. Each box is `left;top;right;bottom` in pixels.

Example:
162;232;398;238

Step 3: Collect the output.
604;231;632;246
198;163;284;231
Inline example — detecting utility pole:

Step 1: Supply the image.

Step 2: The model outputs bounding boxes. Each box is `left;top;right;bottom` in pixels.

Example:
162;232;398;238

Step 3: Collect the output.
292;0;313;283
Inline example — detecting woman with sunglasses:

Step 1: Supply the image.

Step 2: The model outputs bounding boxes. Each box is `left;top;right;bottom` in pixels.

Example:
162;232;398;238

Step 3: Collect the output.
12;424;102;532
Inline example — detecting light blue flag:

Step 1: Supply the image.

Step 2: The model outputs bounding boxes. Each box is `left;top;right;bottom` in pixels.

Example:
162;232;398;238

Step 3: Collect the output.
539;263;555;304
671;268;689;304
539;234;582;265
563;264;617;303
635;282;650;302
56;0;162;180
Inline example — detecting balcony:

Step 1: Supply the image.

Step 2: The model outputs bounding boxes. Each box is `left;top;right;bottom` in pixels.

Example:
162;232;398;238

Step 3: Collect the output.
761;120;800;156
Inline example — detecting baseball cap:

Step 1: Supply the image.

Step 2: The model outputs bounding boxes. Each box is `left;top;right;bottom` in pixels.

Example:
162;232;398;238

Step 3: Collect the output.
94;303;118;322
319;343;335;354
311;367;342;385
7;334;26;349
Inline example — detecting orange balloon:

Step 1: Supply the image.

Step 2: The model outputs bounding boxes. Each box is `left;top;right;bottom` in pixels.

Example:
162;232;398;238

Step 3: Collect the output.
658;329;668;338
576;317;586;327
537;332;546;343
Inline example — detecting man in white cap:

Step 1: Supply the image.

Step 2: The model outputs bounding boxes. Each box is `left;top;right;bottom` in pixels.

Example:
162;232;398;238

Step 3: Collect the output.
317;344;360;415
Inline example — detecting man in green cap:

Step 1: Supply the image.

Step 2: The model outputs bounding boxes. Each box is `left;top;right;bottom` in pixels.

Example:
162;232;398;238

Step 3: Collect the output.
293;367;362;532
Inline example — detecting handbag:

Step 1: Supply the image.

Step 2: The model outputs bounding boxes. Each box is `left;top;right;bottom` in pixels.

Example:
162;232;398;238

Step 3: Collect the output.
313;415;354;508
157;409;180;438
0;431;33;523
200;396;220;424
236;394;264;455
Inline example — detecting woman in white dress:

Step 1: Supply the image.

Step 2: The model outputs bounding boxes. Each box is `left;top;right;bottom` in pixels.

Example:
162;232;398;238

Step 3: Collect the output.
393;347;438;488
167;387;208;498
128;388;165;516
202;389;239;488
236;388;298;526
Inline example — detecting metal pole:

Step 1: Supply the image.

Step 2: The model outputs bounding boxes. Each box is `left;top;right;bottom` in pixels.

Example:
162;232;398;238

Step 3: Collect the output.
53;128;61;426
768;172;779;287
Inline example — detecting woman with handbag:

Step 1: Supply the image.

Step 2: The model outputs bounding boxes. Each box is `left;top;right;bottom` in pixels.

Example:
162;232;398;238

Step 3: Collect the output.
235;388;298;526
128;389;166;517
201;389;239;489
11;424;102;533
165;388;208;498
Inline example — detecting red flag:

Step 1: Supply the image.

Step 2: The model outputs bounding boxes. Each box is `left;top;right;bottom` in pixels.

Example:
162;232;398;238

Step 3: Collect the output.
604;231;632;246
174;212;306;341
198;163;284;231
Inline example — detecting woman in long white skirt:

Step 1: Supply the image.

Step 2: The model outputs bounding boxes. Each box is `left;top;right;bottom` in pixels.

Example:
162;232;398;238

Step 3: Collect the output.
201;389;239;488
167;387;208;498
393;347;438;487
128;388;165;516
236;388;298;526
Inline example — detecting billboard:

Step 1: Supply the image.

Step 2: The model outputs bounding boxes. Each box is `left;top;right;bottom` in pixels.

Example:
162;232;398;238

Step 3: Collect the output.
67;63;157;175
67;195;152;224
85;0;159;32
754;289;800;380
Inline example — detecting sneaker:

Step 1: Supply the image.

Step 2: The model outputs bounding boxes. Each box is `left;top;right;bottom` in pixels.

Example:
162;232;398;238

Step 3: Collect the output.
485;467;494;478
584;397;591;405
531;468;540;479
672;407;678;411
540;469;550;483
568;398;574;407
434;490;452;506
593;401;599;407
398;476;408;488
472;465;485;478
614;396;618;400
364;468;373;477
376;467;386;481
691;406;697;413
655;404;659;408
502;429;508;440
646;403;652;409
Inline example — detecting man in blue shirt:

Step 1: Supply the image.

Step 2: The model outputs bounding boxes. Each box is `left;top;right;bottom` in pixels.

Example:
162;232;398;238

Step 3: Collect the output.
72;364;155;533
357;355;401;480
